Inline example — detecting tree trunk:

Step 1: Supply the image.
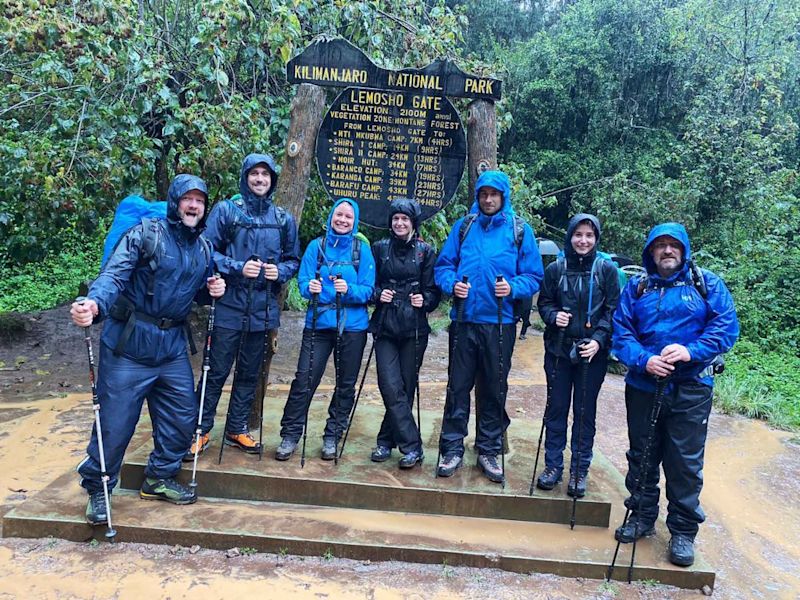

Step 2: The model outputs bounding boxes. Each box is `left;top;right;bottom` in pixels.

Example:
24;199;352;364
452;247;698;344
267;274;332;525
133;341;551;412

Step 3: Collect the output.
249;83;326;432
467;100;498;199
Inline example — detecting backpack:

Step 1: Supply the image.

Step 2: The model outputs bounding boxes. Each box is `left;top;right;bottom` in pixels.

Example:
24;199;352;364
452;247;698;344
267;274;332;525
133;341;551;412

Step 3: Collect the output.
225;194;289;253
101;195;211;295
101;195;167;267
457;212;528;321
554;251;626;296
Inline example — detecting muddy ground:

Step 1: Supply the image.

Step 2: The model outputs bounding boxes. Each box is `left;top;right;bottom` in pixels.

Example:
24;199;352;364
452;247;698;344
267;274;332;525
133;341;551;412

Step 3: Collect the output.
0;306;799;599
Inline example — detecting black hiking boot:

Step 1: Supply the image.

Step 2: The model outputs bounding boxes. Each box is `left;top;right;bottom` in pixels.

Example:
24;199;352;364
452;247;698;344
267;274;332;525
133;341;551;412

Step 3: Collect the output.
437;454;462;477
275;438;298;461
477;454;504;484
536;466;563;490
140;477;197;505
398;450;423;469
567;472;587;498
85;491;109;525
370;445;392;462
668;534;695;567
614;515;656;543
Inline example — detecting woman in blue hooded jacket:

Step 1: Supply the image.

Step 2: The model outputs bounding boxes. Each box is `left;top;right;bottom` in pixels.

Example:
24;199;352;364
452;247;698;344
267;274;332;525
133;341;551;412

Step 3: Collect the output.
276;198;375;461
536;214;620;497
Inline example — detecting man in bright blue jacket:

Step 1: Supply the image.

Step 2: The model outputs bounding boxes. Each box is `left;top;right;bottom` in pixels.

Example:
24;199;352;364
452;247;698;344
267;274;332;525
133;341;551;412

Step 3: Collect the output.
612;223;738;567
70;174;225;523
276;198;375;461
188;153;300;458
434;170;544;483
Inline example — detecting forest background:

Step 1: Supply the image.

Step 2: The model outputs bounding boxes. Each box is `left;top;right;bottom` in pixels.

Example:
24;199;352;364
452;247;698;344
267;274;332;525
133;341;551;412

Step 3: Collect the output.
1;0;798;428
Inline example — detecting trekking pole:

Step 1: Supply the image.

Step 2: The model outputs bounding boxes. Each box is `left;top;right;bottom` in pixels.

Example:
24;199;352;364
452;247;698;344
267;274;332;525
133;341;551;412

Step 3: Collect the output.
333;272;343;466
219;256;258;465
435;275;469;477
300;269;321;469
413;283;422;446
495;275;506;489
570;337;592;529
190;277;218;491
76;296;116;542
529;306;570;496
256;258;276;461
338;293;388;461
606;376;669;583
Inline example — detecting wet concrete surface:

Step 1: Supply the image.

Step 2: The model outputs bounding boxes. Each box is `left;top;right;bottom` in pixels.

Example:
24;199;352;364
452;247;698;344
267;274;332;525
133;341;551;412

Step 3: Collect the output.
0;310;799;597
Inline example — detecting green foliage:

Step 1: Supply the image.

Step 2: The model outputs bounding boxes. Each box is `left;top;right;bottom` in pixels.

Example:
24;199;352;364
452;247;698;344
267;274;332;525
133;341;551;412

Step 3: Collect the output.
0;220;104;312
0;0;470;267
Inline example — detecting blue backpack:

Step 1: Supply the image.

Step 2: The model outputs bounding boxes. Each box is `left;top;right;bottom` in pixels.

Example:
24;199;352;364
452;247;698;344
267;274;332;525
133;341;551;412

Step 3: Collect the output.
101;195;167;268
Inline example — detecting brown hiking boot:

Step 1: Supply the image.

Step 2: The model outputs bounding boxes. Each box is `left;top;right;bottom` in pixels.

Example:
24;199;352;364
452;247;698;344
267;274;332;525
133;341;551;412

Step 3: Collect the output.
182;433;210;462
224;432;262;454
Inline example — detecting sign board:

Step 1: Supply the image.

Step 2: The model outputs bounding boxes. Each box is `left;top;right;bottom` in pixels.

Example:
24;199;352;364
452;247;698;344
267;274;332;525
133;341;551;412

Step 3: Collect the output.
288;38;501;101
316;87;466;227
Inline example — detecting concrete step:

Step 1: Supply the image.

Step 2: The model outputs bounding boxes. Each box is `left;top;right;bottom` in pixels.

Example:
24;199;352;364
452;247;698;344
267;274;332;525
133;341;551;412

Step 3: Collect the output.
3;472;715;591
120;403;613;527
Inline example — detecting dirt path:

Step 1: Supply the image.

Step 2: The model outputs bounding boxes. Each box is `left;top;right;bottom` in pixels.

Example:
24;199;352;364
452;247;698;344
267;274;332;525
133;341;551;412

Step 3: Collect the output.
1;307;799;598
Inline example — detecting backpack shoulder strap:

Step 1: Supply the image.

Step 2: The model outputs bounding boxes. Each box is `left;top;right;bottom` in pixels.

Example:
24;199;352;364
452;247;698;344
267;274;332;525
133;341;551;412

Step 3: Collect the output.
352;236;362;271
274;205;288;252
457;213;477;259
512;215;525;249
557;255;568;294
140;217;164;296
316;235;327;273
688;260;708;299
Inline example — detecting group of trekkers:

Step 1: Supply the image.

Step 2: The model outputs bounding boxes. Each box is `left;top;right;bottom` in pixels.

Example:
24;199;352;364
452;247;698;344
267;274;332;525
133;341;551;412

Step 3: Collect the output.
69;153;739;569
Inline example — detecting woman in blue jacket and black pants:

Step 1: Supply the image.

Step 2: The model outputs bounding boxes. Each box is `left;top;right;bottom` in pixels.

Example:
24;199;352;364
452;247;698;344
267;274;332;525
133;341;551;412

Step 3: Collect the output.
275;198;375;461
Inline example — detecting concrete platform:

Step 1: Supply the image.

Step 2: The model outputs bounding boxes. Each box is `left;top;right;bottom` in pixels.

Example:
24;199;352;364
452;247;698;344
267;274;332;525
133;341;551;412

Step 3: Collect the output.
3;472;715;590
120;402;613;527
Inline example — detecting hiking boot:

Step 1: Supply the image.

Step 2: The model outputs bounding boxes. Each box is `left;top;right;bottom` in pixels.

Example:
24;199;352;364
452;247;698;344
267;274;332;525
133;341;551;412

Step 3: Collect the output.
398;450;424;469
182;433;210;462
536;466;563;490
224;431;262;454
614;515;656;543
370;445;392;462
85;491;109;525
477;454;504;484
668;534;695;567
140;477;197;505
437;454;462;477
567;472;587;498
321;438;337;461
275;438;298;461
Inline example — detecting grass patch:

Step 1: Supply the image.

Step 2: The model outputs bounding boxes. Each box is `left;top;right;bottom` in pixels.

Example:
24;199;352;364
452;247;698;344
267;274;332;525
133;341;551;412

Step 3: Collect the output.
713;341;800;431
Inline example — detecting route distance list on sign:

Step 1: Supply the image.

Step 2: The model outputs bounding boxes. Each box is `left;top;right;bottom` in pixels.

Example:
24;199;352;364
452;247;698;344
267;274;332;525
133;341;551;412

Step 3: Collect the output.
316;86;467;228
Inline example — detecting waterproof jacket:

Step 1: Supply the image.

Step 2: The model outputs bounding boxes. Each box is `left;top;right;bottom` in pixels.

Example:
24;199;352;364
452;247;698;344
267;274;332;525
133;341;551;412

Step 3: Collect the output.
369;199;441;338
89;175;215;366
538;214;620;359
298;198;375;332
204;153;300;331
435;170;544;324
612;223;739;392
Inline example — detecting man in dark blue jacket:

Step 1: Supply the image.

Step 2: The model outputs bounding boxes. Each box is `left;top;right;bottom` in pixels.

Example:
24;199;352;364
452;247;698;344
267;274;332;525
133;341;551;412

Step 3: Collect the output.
613;222;739;567
434;170;544;483
70;174;225;523
189;154;300;457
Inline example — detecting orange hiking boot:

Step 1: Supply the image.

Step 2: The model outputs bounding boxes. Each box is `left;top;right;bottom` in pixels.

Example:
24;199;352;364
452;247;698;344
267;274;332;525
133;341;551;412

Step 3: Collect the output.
224;432;262;454
182;433;210;462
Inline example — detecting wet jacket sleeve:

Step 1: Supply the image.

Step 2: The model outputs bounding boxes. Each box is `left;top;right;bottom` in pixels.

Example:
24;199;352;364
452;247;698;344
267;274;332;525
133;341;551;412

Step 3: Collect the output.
509;224;544;300
343;240;375;305
612;278;655;373
421;244;441;313
591;261;621;349
434;218;464;295
298;239;321;301
204;202;245;280
686;272;739;362
537;262;561;326
277;213;301;285
88;226;145;320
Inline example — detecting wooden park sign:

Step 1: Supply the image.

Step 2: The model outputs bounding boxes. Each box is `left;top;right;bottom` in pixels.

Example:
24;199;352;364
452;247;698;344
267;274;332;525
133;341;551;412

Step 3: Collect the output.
287;38;501;228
